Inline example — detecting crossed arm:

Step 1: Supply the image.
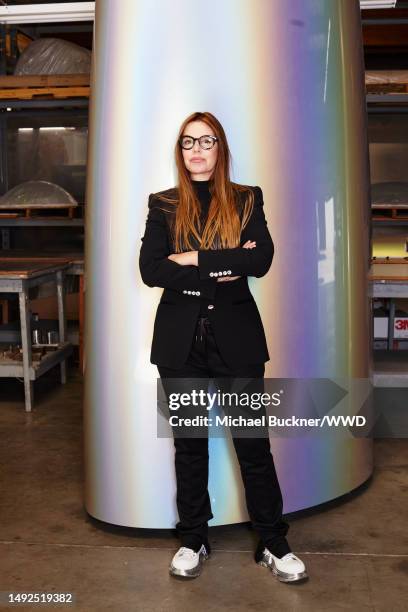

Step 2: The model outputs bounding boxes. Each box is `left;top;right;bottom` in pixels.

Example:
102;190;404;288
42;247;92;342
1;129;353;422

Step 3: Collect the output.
138;186;274;299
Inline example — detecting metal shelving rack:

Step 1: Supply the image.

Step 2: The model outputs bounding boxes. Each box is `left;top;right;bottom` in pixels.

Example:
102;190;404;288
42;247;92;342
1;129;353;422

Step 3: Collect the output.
0;77;87;395
367;81;408;386
0;76;88;249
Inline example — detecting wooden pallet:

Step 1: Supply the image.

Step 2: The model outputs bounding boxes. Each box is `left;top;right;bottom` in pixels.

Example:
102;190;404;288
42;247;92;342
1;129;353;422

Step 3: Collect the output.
0;74;90;100
365;70;408;95
0;205;77;219
366;83;408;94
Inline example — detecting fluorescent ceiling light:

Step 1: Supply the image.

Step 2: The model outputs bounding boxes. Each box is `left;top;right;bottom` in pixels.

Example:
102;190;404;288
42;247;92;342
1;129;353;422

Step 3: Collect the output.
0;0;395;23
360;0;397;8
0;2;95;24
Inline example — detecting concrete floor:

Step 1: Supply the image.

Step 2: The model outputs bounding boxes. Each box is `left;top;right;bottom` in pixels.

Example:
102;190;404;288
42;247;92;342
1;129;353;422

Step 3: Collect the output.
1;365;407;612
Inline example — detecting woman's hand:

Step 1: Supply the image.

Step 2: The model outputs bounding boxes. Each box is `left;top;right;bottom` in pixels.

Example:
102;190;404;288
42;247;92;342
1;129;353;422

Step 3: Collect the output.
217;240;256;282
167;251;198;266
167;241;256;273
217;275;241;282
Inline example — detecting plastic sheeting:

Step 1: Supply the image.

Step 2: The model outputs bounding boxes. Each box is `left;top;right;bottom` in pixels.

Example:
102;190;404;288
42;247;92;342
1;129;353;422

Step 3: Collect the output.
14;37;91;75
0;180;78;208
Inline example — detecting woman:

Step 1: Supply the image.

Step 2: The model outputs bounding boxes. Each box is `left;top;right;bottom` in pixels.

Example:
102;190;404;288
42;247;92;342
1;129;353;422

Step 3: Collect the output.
139;112;308;583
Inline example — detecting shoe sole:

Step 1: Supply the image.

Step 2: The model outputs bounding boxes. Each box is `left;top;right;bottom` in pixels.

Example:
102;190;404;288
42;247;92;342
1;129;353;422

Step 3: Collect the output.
257;559;309;583
169;552;211;579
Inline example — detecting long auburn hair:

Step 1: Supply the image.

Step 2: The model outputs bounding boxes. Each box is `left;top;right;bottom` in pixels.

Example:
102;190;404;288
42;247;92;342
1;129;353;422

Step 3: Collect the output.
155;111;255;253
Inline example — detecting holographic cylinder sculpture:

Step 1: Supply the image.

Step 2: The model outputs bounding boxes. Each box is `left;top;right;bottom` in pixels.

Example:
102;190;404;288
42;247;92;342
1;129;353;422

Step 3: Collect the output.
84;0;372;527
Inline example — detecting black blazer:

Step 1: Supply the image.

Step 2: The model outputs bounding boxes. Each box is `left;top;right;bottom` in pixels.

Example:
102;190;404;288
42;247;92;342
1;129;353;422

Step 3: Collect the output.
139;184;274;369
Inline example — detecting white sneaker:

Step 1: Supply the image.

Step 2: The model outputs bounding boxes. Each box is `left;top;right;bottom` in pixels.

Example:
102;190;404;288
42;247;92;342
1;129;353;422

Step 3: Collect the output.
257;548;308;582
169;544;210;579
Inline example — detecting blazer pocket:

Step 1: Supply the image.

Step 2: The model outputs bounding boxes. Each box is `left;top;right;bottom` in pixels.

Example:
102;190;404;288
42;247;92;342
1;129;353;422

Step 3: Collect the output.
159;300;177;306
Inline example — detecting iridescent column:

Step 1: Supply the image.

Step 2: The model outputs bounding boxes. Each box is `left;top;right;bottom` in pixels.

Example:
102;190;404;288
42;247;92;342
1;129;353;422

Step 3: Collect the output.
84;0;372;527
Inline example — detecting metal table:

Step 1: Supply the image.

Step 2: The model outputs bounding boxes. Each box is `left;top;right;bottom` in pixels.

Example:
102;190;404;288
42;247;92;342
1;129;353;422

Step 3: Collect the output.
0;259;74;411
369;261;408;387
370;261;408;348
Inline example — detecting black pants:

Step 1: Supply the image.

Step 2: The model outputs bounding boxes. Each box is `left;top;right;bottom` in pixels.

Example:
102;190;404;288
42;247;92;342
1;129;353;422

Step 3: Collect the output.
157;315;291;558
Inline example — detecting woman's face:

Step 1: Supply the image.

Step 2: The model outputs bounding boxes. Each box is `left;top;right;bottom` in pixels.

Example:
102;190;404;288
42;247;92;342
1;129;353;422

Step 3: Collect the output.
181;120;218;181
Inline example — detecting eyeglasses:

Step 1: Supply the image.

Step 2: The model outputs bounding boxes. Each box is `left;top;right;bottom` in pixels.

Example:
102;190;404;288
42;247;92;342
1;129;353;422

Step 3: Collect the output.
179;135;218;150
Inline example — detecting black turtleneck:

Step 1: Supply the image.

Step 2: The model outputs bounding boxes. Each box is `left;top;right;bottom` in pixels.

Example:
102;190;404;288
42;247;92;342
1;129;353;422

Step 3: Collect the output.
192;179;212;219
191;179;215;316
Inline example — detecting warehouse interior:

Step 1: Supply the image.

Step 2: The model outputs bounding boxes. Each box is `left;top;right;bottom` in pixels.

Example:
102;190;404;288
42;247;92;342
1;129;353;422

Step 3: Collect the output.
0;1;407;610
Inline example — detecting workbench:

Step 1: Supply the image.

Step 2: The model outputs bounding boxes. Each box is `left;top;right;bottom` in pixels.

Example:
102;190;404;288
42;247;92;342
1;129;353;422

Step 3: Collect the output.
0;259;74;411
